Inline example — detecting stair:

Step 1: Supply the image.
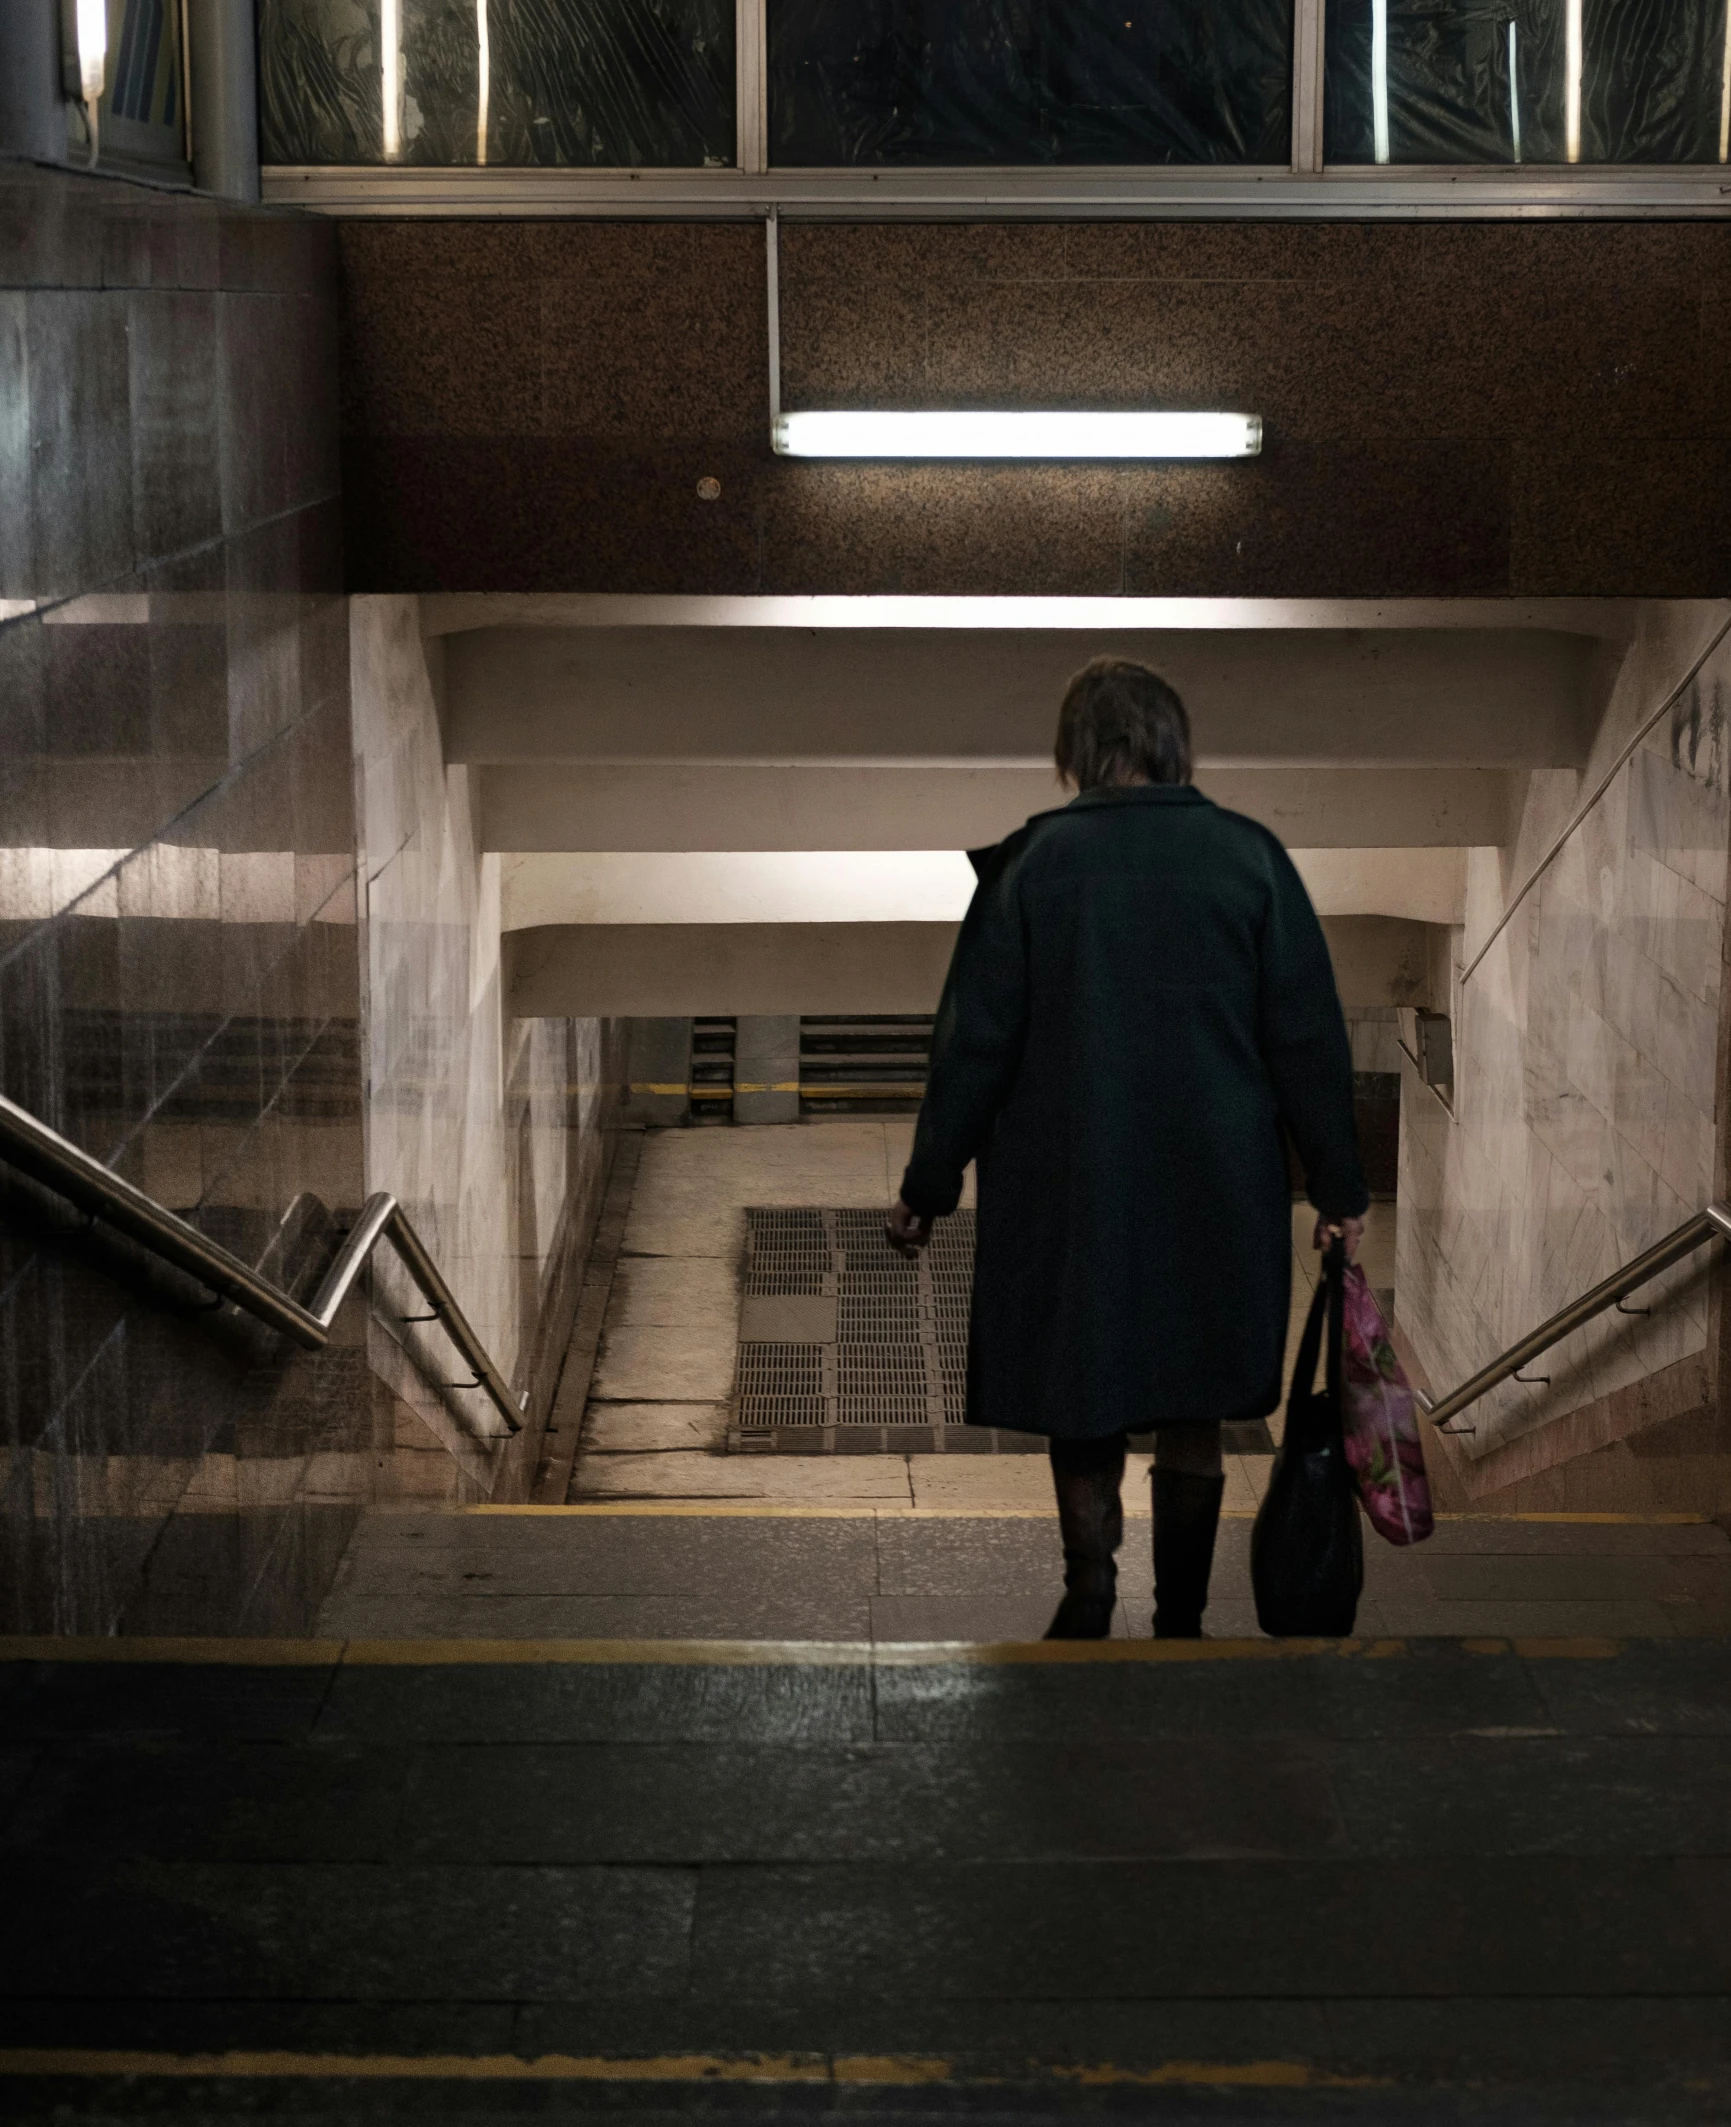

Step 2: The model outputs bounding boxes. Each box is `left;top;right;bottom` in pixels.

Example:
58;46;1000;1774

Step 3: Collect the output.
688;1017;736;1123
799;1015;934;1116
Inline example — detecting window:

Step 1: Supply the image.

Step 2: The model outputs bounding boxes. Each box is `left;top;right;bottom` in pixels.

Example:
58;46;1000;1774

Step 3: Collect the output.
255;0;1731;193
78;0;189;180
258;0;735;166
1325;0;1731;165
768;0;1293;166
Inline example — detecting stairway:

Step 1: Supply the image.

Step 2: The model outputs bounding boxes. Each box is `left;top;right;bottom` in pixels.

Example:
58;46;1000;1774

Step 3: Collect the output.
798;1014;934;1116
688;1016;736;1123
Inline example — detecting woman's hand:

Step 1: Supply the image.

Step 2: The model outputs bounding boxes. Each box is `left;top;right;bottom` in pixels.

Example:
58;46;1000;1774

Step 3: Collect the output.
886;1199;934;1258
1313;1213;1365;1263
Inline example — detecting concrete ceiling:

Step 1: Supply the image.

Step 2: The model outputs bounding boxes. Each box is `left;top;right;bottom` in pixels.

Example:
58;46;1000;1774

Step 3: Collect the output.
445;623;1611;768
416;594;1664;1014
506;915;1435;1019
436;596;1625;875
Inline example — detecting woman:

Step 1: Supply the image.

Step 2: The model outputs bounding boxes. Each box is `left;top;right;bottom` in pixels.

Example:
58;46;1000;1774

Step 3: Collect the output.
888;658;1366;1639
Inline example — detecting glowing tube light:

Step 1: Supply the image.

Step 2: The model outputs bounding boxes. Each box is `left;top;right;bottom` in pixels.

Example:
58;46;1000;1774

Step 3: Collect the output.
1719;0;1730;163
1564;0;1582;162
1508;21;1522;162
75;0;107;102
771;411;1263;460
1370;0;1389;164
381;0;401;159
476;0;490;164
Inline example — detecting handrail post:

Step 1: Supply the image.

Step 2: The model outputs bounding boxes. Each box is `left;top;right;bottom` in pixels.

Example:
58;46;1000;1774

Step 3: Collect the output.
1420;1203;1728;1432
0;1090;523;1443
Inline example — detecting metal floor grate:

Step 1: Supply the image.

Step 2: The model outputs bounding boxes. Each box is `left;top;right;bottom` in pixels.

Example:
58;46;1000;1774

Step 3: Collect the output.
730;1204;1278;1458
730;1206;1016;1454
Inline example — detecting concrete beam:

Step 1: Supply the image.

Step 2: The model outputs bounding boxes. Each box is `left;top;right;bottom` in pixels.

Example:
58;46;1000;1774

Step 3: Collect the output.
445;624;1604;769
506;916;1435;1018
508;923;962;1018
478;762;1512;853
499;846;1468;929
422;594;1641;643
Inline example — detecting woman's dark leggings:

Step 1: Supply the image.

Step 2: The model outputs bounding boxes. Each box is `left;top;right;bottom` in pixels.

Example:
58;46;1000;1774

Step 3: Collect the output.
1047;1426;1225;1612
1048;1425;1223;1486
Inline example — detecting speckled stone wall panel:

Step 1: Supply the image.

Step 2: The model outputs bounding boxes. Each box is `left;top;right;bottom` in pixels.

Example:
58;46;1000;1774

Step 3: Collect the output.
338;217;1731;597
0;163;370;1636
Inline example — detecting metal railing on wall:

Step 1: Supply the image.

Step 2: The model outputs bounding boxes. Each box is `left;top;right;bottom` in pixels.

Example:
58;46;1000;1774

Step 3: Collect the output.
1420;1200;1731;1434
0;1090;524;1439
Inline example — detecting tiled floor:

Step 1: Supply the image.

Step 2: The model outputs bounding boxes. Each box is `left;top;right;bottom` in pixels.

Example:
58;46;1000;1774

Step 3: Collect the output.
319;1123;1729;1643
12;1635;1731;2107
565;1118;1354;1509
317;1502;1731;1643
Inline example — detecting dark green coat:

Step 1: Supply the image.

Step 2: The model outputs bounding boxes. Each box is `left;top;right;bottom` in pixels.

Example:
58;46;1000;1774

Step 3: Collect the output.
900;785;1368;1441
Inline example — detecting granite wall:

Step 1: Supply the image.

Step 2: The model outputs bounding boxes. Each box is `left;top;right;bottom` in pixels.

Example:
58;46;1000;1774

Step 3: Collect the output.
1398;603;1731;1510
337;219;1731;597
350;597;625;1502
0;160;361;1632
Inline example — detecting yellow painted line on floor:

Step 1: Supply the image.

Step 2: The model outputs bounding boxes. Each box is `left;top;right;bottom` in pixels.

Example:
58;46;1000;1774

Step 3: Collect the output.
0;1636;344;1665
340;1636;878;1667
0;1633;1632;1668
461;1501;1712;1525
0;2050;1383;2090
1512;1636;1624;1659
0;2052;832;2085
464;1502;886;1518
870;1636;1366;1664
1055;2060;1389;2090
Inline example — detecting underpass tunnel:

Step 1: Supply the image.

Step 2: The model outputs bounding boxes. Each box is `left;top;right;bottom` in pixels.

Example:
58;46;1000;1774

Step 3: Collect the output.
17;73;1731;2095
311;589;1731;1617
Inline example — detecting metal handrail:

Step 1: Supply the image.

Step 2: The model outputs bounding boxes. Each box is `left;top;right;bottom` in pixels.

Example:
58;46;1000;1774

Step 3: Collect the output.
0;1090;524;1436
1420;1199;1731;1432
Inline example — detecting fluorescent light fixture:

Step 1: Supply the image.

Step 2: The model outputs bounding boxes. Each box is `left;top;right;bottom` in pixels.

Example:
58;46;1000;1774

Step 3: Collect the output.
1720;0;1730;163
75;0;106;102
1508;21;1522;162
1370;0;1389;164
1564;0;1582;162
475;0;490;165
381;0;401;159
772;410;1262;460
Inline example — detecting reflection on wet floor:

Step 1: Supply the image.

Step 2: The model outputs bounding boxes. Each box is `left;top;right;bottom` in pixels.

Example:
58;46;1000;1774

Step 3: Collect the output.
319;1504;1731;1646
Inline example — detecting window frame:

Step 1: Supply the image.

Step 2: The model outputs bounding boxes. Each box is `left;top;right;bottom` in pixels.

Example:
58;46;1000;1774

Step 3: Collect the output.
259;0;1731;215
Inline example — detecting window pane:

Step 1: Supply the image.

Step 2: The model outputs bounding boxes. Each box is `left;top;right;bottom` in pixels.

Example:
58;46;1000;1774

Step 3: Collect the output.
769;0;1293;166
1325;0;1730;164
259;0;735;166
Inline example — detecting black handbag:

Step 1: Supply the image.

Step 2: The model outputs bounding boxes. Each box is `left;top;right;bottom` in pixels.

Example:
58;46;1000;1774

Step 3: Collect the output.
1250;1238;1364;1637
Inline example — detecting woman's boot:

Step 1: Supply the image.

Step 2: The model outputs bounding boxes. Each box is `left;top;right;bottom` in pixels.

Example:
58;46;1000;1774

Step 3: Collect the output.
1152;1470;1225;1638
1046;1435;1126;1639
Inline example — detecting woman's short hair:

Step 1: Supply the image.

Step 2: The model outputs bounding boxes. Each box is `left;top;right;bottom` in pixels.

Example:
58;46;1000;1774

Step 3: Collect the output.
1054;658;1194;791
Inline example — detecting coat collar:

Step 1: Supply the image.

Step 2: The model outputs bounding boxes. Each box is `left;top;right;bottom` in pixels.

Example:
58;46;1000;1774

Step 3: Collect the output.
1065;784;1211;813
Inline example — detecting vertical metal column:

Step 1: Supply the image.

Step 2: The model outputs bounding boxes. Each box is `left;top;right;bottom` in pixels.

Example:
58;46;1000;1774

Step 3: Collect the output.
0;0;66;162
187;0;259;200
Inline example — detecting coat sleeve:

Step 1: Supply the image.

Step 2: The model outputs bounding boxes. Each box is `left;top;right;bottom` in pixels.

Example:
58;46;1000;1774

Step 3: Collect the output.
1256;840;1370;1221
899;845;1030;1219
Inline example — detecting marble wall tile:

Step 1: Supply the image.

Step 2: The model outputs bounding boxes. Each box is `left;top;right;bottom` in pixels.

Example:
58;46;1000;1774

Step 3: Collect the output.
350;598;626;1492
0;167;360;1637
1400;612;1731;1464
